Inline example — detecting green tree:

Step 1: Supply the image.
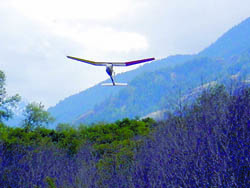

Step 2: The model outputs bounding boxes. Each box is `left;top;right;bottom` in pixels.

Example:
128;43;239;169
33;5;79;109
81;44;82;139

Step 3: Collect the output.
23;102;54;131
56;123;73;132
0;70;21;122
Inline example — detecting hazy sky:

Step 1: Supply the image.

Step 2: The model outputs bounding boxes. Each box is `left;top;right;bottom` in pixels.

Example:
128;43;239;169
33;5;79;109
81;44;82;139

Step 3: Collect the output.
1;0;250;108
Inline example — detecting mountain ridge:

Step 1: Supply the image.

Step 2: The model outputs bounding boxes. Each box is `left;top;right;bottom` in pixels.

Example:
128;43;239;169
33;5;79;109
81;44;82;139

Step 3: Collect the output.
48;54;194;126
48;16;250;127
199;17;250;58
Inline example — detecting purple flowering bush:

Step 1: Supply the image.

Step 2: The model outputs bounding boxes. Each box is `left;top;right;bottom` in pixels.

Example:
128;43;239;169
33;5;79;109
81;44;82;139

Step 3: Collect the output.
0;85;249;187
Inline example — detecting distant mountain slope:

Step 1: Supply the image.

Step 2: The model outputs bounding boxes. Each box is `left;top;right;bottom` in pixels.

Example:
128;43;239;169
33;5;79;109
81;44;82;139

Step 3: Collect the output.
48;55;193;127
75;17;250;124
77;57;223;123
49;16;250;126
199;17;250;58
78;49;250;124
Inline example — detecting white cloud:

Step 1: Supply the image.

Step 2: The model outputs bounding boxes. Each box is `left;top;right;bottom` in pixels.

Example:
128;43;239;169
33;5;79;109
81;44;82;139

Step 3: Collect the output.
11;0;135;21
1;0;250;108
48;24;149;55
9;0;149;57
80;27;148;53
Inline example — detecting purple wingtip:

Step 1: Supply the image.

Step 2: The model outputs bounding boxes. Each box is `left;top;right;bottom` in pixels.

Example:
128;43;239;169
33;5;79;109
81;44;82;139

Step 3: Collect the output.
125;58;155;66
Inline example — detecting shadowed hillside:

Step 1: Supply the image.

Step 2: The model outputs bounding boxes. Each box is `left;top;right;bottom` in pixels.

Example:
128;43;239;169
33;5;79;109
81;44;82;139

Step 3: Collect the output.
1;84;249;187
200;17;250;58
79;49;250;124
48;55;193;127
48;17;250;126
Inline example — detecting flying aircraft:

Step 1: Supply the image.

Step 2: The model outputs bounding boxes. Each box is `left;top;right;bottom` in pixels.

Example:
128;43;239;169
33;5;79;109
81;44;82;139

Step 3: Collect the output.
67;56;155;86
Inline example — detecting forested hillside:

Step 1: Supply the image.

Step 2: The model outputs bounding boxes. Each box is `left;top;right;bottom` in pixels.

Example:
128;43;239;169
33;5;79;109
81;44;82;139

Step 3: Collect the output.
1;16;250;188
199;17;250;58
1;84;249;187
48;54;193;127
79;49;250;124
48;17;250;126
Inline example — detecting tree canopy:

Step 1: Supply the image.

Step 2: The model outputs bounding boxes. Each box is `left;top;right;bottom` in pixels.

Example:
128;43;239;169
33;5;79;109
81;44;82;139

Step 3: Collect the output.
22;102;55;131
0;70;20;123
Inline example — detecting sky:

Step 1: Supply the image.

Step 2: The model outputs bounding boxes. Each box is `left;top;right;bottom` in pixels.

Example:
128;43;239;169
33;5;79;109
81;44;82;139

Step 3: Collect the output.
1;0;250;108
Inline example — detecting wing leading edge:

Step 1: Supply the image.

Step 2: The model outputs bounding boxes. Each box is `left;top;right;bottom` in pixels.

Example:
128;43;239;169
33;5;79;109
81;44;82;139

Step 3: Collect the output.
67;56;155;66
67;56;106;66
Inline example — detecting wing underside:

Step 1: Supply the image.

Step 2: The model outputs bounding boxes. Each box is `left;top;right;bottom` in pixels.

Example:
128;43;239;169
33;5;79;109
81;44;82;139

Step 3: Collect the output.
67;56;155;66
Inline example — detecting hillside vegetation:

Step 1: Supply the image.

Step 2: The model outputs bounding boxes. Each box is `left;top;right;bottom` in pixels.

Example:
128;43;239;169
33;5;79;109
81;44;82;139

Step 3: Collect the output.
80;50;250;124
1;82;249;187
48;54;193;127
47;17;250;126
1;17;250;187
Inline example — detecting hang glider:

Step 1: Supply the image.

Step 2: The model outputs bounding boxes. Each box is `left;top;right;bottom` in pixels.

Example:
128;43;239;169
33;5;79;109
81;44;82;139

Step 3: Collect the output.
67;56;155;86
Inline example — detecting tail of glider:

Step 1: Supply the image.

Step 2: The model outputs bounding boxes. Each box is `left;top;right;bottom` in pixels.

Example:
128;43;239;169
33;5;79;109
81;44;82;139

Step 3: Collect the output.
101;83;128;86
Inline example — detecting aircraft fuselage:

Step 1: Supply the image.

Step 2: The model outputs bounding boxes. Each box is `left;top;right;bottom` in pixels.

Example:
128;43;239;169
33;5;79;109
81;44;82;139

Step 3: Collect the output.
106;64;115;85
